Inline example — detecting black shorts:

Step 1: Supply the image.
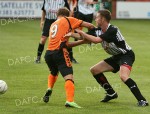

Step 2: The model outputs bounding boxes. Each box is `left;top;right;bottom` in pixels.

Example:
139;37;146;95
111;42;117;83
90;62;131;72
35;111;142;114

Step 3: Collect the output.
42;19;56;37
45;48;73;77
104;50;135;73
76;12;93;23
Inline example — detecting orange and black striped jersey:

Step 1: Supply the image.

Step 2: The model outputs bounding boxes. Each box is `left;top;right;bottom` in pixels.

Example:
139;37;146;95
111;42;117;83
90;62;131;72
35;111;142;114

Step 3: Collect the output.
47;17;83;50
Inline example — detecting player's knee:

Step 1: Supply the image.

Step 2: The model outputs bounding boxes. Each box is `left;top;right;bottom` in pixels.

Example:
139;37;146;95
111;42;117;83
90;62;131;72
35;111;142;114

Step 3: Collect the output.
40;37;47;44
65;79;74;83
90;67;94;73
64;74;74;81
119;75;128;82
90;67;97;75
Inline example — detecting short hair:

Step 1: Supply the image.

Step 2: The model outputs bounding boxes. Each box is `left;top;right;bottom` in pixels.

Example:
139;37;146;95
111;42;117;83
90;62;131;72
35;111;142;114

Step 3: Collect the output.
98;9;111;22
57;7;70;17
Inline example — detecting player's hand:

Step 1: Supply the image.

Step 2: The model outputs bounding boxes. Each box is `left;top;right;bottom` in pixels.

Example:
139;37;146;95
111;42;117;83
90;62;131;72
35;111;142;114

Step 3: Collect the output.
83;38;91;44
64;32;72;37
40;21;44;31
75;29;85;39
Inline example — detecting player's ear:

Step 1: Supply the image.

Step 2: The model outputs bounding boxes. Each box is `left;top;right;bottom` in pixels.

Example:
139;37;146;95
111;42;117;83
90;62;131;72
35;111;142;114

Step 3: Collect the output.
101;17;105;23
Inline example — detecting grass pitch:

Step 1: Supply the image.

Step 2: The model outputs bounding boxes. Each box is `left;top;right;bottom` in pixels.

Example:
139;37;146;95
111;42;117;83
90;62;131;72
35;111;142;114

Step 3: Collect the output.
0;19;150;114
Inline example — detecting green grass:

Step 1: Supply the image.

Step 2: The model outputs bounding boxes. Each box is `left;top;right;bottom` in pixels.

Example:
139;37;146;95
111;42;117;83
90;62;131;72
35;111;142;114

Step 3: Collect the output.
0;19;150;114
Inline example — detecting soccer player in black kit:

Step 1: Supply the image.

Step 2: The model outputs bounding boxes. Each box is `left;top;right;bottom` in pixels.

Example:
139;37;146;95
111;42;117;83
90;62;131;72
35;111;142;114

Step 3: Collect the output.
66;9;149;106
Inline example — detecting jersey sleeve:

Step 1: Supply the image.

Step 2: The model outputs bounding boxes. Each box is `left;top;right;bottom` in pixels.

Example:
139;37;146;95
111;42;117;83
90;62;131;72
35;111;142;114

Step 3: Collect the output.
41;0;45;11
68;17;83;29
99;27;117;43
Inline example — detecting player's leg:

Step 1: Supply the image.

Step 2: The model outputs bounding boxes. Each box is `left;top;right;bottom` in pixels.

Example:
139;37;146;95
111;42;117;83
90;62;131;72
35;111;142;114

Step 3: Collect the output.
63;74;81;108
35;36;47;63
35;19;55;63
90;60;118;102
43;51;58;103
67;47;78;64
58;48;81;108
85;13;93;32
119;51;148;106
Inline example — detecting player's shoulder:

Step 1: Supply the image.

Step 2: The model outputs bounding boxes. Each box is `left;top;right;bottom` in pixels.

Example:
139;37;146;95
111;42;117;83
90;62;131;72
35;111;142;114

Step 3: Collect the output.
67;17;82;24
67;17;78;20
107;24;118;34
109;25;118;30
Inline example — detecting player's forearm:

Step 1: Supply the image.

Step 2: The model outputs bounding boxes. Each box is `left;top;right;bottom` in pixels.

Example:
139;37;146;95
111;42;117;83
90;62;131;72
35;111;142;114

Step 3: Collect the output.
73;0;77;8
82;33;102;44
68;40;84;48
71;33;83;40
81;22;95;30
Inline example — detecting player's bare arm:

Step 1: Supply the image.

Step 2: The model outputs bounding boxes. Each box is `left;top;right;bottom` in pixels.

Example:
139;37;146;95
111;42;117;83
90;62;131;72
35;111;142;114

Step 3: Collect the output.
81;21;95;30
76;29;103;44
64;31;83;40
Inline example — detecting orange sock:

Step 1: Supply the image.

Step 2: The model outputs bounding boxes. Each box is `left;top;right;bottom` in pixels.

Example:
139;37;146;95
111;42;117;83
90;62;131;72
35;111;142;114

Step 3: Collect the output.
48;74;58;89
65;80;74;102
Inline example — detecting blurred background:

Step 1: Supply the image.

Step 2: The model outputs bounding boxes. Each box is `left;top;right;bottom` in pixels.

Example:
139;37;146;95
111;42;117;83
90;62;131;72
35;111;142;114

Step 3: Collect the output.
0;0;150;19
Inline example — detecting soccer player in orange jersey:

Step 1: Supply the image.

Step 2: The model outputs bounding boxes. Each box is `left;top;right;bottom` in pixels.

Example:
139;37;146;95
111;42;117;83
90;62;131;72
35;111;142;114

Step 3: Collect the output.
35;0;70;63
43;7;94;108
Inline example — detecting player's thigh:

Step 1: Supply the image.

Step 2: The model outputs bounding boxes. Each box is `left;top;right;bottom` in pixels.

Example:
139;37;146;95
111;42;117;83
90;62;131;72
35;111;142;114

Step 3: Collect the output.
45;51;58;76
42;19;55;37
120;50;135;67
76;12;85;20
85;13;93;23
119;50;135;81
56;48;73;77
90;60;114;75
58;63;73;79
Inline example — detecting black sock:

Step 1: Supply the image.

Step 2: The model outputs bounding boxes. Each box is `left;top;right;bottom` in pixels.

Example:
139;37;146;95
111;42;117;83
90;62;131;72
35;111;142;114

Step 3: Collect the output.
67;47;73;60
37;43;44;58
94;73;115;95
125;78;146;101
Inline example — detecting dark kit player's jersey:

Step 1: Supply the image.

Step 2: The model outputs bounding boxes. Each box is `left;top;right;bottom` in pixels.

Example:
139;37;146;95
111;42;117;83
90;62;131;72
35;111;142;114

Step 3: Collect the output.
42;0;69;19
88;24;131;55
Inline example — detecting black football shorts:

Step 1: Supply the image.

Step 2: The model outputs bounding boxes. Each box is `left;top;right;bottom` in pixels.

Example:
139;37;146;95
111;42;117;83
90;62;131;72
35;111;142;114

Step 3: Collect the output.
42;19;56;37
104;50;135;73
45;48;73;77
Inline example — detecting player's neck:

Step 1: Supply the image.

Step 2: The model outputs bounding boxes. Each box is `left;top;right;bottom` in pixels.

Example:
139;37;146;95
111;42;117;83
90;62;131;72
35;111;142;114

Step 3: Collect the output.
57;16;64;19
